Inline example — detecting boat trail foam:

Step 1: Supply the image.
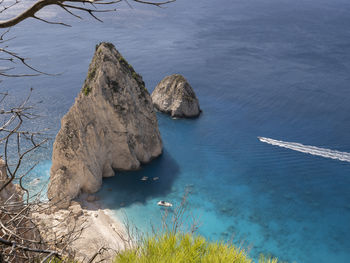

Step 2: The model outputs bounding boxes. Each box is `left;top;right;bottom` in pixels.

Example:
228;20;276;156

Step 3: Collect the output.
258;137;350;163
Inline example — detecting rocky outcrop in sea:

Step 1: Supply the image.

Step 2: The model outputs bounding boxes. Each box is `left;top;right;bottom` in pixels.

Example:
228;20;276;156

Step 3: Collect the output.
48;42;163;208
151;74;201;118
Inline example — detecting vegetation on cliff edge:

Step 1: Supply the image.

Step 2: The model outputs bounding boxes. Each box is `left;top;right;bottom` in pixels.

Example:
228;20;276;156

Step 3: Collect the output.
114;231;280;263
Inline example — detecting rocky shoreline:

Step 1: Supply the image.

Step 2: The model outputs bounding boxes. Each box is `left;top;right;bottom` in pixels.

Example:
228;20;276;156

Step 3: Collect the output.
33;197;129;262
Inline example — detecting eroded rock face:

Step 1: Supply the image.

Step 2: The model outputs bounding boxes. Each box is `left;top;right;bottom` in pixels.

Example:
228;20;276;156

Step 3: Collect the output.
0;158;23;203
151;74;201;118
48;42;162;208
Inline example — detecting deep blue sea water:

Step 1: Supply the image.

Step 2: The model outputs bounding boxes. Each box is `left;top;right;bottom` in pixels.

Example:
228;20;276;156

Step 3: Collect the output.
3;0;350;262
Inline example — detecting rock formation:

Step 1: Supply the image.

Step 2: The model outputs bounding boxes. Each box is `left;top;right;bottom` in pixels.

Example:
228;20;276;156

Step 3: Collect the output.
0;158;22;203
151;74;201;118
32;201;127;262
48;42;163;208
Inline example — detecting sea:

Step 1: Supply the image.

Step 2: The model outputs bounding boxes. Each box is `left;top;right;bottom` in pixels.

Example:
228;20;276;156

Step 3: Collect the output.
2;0;350;262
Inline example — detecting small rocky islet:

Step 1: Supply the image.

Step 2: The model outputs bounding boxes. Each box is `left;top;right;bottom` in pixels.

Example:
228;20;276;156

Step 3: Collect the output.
151;74;201;118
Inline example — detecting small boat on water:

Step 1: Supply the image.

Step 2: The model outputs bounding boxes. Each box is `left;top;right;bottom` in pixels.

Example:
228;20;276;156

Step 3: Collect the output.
157;200;173;207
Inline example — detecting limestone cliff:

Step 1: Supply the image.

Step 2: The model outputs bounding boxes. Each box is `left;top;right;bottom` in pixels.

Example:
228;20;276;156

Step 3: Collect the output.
48;42;163;208
151;74;201;118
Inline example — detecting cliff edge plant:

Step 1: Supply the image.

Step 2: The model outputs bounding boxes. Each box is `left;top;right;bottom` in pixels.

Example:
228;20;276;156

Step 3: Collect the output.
114;231;283;263
114;232;252;263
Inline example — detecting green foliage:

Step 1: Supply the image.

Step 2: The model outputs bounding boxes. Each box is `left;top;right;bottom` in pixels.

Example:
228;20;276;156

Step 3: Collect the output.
88;67;96;81
118;55;147;93
114;232;253;263
131;72;138;80
83;64;96;96
104;42;115;50
82;85;91;96
95;42;115;51
118;56;133;71
258;255;280;263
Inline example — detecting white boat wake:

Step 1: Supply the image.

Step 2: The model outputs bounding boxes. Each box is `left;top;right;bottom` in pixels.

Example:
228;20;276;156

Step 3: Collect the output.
258;137;350;163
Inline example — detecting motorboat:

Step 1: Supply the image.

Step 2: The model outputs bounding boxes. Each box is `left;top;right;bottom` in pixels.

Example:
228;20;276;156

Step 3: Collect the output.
157;200;173;207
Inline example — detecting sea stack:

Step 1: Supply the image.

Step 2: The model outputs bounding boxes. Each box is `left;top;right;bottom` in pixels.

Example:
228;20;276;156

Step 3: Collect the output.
48;42;163;208
151;74;201;118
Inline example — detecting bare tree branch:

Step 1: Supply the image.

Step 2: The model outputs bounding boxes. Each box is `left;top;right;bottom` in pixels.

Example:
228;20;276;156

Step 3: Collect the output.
0;0;174;29
0;90;91;262
0;0;20;15
133;0;175;7
0;0;175;79
0;237;59;254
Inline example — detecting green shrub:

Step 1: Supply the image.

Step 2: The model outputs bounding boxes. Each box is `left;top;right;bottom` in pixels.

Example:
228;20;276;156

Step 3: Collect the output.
258;255;280;263
114;191;281;263
114;232;253;263
82;85;91;96
88;67;96;81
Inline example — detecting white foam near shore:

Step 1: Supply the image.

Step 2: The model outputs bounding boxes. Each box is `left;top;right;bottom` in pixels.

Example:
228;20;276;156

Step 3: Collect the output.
258;137;350;163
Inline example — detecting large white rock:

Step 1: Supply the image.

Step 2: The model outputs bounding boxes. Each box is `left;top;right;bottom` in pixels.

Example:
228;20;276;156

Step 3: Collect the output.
151;74;201;118
48;43;163;208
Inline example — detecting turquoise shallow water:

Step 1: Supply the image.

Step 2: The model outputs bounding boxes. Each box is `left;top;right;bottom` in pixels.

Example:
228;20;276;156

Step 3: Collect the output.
4;0;350;262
